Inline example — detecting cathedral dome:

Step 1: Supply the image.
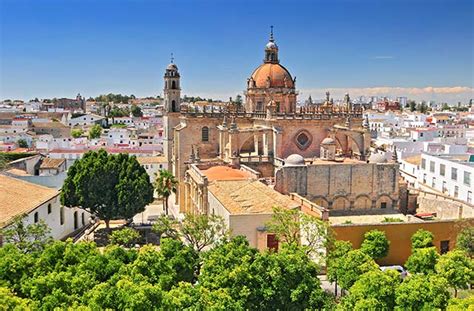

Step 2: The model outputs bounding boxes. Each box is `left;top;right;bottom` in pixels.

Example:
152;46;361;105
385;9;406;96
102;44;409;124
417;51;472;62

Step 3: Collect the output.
285;154;305;166
250;63;294;89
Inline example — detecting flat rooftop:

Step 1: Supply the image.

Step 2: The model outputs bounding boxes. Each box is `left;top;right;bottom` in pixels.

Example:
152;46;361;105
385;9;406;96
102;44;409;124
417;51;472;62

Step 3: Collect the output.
208;179;300;215
306;157;364;165
202;165;252;181
329;213;421;225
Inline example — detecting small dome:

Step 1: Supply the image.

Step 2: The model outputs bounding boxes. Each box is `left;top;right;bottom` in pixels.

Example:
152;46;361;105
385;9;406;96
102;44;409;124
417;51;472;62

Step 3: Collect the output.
266;41;278;50
368;153;387;164
321;137;336;145
285;154;305;166
167;63;178;70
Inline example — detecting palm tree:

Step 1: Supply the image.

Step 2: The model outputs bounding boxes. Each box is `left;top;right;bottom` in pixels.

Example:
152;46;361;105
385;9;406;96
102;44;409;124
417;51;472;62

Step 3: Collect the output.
154;169;178;215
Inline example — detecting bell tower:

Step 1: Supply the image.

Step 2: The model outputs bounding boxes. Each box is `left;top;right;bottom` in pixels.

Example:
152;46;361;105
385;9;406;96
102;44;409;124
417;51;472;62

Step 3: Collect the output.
163;54;181;168
164;53;181;113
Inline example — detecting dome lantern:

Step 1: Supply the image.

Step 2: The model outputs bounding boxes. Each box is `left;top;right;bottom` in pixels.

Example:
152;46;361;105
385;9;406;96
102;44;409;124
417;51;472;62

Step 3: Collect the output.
264;26;279;64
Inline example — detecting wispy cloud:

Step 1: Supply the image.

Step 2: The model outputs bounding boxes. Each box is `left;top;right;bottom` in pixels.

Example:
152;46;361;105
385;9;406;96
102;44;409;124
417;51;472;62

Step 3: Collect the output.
373;56;394;60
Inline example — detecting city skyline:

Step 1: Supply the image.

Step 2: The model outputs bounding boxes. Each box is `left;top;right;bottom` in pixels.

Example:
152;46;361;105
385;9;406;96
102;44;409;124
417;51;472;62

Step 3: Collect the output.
1;0;473;102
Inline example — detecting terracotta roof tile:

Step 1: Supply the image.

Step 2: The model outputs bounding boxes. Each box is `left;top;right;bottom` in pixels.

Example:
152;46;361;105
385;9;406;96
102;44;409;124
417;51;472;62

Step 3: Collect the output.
208;180;300;215
0;175;59;227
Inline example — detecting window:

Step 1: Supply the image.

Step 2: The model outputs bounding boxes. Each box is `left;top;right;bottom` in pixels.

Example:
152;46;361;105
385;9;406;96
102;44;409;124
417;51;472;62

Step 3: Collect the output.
423;174;427;184
73;211;78;230
82;213;85;226
430;161;435;173
464;171;471;186
451;168;458;181
440;240;450;254
47;203;52;214
60;206;64;225
432;177;436;188
468;191;473;204
380;202;387;209
421;159;426;169
201;127;209;142
266;234;279;252
454;186;459;198
440;164;445;176
34;212;39;223
442;181;447;193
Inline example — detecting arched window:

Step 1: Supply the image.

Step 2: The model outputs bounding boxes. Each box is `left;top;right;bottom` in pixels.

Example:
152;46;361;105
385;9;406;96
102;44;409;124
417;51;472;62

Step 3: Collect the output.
81;213;85;226
60;207;64;225
172;80;176;89
202;127;209;142
171;100;177;112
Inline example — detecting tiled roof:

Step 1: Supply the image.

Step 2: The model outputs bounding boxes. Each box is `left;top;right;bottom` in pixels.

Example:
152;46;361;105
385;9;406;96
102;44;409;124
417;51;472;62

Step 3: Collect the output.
136;156;167;165
202;166;252;181
208;180;299;215
40;158;66;169
0;175;59;227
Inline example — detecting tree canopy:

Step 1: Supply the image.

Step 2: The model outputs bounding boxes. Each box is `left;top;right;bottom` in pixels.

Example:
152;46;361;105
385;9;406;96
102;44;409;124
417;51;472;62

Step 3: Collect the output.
61;150;154;228
88;124;102;139
457;226;474;257
405;246;440;274
435;250;474;297
411;228;434;249
360;229;390;260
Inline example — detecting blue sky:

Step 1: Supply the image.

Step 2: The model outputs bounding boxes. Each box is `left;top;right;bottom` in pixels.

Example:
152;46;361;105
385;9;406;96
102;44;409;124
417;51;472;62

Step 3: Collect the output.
1;0;473;102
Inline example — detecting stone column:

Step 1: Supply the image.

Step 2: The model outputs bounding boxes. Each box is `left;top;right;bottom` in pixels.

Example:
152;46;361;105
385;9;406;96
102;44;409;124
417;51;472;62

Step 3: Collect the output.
263;132;269;156
254;133;259;156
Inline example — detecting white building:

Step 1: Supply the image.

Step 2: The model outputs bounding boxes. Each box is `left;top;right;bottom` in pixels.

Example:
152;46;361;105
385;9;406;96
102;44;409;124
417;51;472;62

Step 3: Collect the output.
0;175;90;242
416;153;473;204
67;113;105;127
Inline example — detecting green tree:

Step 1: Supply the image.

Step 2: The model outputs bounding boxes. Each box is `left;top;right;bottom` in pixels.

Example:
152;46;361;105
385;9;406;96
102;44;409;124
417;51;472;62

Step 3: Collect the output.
457;226;474;257
341;269;401;310
17;139;28;148
396;274;450;310
405;246;439;274
411;228;434;249
337;249;379;290
0;153;8;170
1;214;52;253
180;213;228;252
154;169;178;215
266;206;332;258
0;287;33;309
130;105;143;117
152;215;180;240
435;250;474;297
71;128;84;138
110;227;141;248
327;240;353;295
360;229;390;260
88;124;102;139
61;150;154;229
409;100;416;112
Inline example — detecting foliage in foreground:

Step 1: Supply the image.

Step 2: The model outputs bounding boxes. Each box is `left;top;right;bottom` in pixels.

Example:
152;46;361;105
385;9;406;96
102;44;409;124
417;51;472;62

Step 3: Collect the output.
0;237;333;310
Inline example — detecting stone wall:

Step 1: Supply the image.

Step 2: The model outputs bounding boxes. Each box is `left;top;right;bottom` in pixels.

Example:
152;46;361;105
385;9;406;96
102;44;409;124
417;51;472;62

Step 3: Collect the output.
275;162;400;213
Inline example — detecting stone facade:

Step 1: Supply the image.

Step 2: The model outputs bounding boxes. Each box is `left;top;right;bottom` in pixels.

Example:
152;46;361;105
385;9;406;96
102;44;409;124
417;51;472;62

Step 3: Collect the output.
274;160;400;215
163;32;374;215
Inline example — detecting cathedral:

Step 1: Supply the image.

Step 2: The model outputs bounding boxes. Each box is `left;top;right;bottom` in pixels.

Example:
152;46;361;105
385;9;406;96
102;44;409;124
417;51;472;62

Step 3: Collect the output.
162;30;398;224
